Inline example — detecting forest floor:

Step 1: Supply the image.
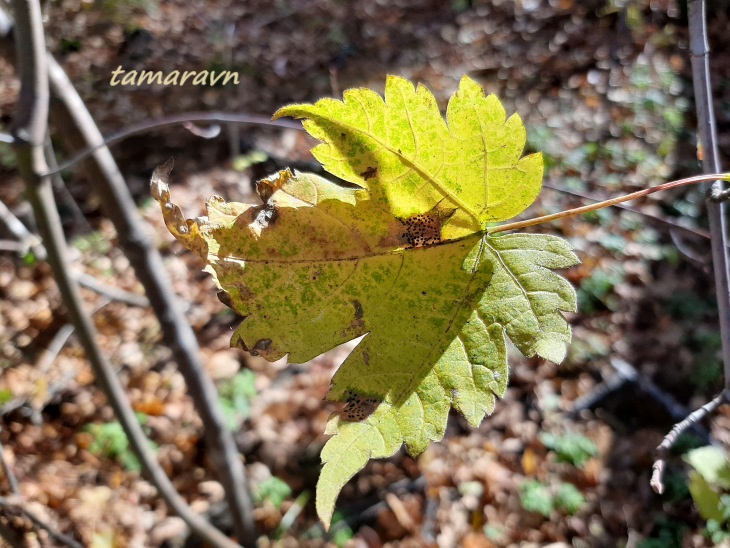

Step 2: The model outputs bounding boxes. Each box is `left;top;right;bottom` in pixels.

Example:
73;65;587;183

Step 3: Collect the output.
1;0;730;546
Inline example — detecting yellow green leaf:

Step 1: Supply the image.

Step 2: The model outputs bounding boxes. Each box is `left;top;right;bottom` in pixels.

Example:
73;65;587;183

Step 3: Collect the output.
152;75;578;529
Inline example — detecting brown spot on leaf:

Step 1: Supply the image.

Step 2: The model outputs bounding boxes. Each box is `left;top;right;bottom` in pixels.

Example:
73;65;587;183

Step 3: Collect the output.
352;300;363;320
249;338;272;356
360;166;377;180
217;290;234;310
340;391;380;422
398;205;456;248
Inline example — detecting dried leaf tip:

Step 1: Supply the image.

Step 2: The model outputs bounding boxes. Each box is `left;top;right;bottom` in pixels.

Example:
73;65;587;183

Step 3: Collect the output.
150;158;175;202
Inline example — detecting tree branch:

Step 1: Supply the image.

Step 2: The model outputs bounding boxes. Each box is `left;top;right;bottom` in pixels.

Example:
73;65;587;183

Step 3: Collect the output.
651;390;728;494
0;432;19;495
0;496;83;548
9;1;240;546
0;198;45;260
46;53;256;546
489;173;729;234
42;111;303;177
688;0;730;387
650;0;730;495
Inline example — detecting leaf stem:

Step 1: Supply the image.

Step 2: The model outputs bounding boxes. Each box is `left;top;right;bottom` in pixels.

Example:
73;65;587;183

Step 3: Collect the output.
487;173;730;234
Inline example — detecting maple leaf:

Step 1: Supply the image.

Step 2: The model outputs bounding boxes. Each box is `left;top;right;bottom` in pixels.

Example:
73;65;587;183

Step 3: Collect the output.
151;75;579;529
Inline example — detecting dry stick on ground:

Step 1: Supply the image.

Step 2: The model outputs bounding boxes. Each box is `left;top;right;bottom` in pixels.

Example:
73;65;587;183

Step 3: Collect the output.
46;55;256;547
0;496;83;548
650;0;730;495
9;1;241;546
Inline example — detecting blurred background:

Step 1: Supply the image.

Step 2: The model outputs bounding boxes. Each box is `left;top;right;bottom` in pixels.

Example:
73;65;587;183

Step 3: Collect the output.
1;0;730;546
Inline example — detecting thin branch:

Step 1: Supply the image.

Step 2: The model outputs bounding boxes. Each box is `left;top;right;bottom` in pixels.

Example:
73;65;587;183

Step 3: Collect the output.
688;0;730;389
9;1;240;546
0;368;79;419
650;1;730;497
46;55;255;544
488;173;730;234
0;240;29;253
42;112;303;177
542;181;712;241
0;199;45;260
44;134;93;233
0;496;84;548
36;297;111;376
75;272;149;307
0;433;19;495
651;390;728;494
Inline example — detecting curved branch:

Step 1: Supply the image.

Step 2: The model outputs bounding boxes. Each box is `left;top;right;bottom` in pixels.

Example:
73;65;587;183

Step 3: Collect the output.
46;54;256;545
41;112;303;177
10;1;240;546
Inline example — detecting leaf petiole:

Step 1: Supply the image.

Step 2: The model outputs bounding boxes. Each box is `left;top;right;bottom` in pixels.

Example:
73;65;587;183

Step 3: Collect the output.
488;173;730;234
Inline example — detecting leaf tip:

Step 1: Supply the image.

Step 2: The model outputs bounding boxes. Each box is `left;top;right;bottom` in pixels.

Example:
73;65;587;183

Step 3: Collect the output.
271;106;291;121
150;157;175;200
457;73;483;95
535;338;568;364
316;494;334;532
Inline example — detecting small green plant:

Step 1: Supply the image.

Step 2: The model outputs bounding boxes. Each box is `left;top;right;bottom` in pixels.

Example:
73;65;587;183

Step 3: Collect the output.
329;512;355;548
520;480;553;517
72;231;112;256
519;479;585;517
232;150;268;172
253;476;292;510
218;369;257;431
540;431;598;467
86;414;155;473
553;482;585;514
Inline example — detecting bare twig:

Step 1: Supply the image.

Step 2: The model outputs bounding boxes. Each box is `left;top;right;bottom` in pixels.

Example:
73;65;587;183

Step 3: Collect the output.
0;199;45;260
44;134;93;233
0;434;19;495
36;297;112;376
542;181;712;241
0;240;29;253
0;496;84;548
688;0;730;386
650;0;730;495
0;368;79;419
651;390;728;494
490;173;730;234
9;1;240;546
75;272;149;308
46;55;255;544
42;112;303;177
